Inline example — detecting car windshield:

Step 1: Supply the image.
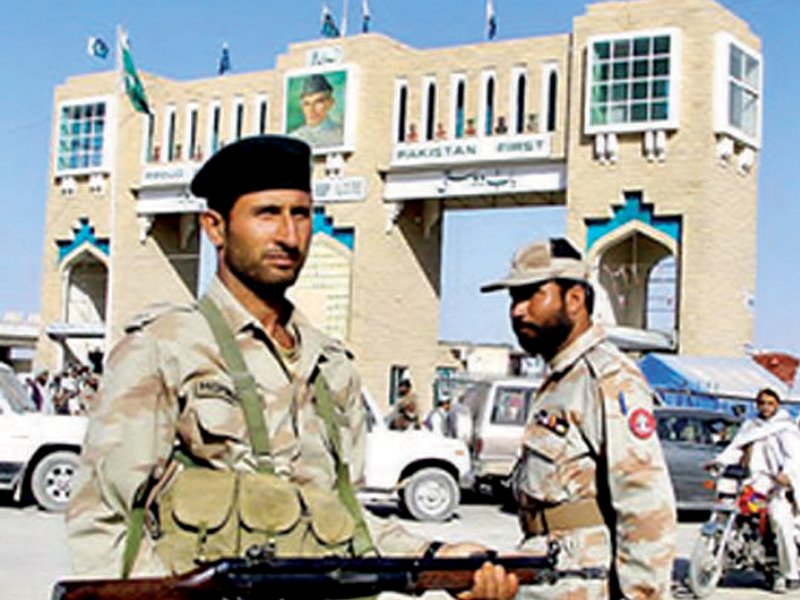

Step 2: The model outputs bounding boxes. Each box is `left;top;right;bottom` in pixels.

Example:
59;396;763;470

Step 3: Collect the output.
0;367;37;413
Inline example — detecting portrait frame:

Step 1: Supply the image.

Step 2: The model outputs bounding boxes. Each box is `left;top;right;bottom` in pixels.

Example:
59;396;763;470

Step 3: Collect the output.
283;64;358;155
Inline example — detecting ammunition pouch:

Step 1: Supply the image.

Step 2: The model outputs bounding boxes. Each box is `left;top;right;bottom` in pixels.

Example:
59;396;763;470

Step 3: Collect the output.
520;496;605;536
154;468;355;574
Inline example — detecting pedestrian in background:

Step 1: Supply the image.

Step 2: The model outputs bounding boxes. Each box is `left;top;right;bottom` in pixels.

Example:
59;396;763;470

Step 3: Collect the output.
424;396;453;436
387;379;421;430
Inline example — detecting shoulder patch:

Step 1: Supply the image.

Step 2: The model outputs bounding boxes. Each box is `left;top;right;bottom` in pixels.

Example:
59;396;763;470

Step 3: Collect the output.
124;302;192;333
629;407;656;439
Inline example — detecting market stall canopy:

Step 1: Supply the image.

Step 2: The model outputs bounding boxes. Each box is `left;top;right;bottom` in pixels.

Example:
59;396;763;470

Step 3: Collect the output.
640;353;800;416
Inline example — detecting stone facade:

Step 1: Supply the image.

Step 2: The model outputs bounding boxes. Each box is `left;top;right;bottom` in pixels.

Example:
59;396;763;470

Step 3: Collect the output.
36;0;762;410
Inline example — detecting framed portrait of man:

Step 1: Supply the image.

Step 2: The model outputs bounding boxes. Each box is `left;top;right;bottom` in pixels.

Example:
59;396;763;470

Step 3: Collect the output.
284;66;356;154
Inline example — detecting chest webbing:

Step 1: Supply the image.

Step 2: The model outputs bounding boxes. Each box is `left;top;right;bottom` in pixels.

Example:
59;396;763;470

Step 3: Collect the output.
196;296;375;556
198;297;273;472
122;296;376;578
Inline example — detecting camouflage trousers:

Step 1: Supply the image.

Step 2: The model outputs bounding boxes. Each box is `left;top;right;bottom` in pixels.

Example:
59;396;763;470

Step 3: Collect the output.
517;525;610;600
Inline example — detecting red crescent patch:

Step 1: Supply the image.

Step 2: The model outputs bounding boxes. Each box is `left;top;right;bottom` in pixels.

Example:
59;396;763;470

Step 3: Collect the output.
629;408;656;439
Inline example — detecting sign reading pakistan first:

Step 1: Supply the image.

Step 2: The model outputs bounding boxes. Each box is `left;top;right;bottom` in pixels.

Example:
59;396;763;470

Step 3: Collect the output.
284;68;350;152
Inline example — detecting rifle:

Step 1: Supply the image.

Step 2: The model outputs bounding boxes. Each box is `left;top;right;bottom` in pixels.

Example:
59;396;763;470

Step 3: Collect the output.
53;543;606;599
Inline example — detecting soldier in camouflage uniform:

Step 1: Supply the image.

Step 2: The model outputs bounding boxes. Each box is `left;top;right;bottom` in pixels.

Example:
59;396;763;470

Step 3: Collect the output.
66;136;519;600
480;238;676;599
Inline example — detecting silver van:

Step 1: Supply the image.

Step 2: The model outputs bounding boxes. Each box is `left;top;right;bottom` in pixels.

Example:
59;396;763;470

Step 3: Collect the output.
451;376;542;498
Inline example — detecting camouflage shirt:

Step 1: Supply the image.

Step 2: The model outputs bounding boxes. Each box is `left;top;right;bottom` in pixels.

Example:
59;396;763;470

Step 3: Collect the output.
66;277;426;577
515;324;676;599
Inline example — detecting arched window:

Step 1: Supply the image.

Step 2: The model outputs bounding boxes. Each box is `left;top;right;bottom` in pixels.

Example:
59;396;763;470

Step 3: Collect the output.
485;76;495;136
234;101;244;140
397;84;408;142
187;106;198;160
455;81;466;138
546;71;558;132
515;73;527;134
258;98;268;134
145;113;156;162
66;253;108;325
209;102;221;154
425;81;436;141
166;108;176;161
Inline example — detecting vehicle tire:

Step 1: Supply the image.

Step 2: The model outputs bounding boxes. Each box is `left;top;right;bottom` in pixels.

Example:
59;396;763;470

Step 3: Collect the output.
400;467;460;522
688;533;725;598
30;450;80;512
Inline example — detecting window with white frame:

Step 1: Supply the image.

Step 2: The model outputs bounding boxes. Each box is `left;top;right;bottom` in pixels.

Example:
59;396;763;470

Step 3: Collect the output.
450;74;466;139
714;32;762;147
541;64;558;133
185;104;199;161
422;77;437;141
231;97;245;141
510;68;527;134
585;28;680;134
144;113;156;162
208;101;222;155
164;106;177;161
56;99;109;173
480;71;496;137
255;95;268;135
393;79;408;142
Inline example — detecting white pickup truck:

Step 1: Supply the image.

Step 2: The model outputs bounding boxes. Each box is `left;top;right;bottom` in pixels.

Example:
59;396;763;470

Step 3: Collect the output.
0;364;87;511
0;366;473;521
360;391;473;522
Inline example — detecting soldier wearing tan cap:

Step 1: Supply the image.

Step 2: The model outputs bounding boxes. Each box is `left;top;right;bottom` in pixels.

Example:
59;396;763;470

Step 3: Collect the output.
65;135;518;600
481;238;677;599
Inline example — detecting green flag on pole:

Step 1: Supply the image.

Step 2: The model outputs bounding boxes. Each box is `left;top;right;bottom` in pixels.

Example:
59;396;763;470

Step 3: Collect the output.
119;28;150;114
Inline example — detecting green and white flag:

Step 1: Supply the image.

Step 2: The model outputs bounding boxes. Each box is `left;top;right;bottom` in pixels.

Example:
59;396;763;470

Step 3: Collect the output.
118;28;150;114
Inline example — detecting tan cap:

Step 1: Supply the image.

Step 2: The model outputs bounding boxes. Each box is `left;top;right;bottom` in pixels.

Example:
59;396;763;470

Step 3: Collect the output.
480;238;589;293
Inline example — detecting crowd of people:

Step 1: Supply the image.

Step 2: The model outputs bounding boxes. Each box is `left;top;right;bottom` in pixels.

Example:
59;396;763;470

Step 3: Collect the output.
24;363;99;416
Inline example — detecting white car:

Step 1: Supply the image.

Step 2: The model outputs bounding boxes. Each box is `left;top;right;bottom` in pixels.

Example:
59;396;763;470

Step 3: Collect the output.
0;364;87;512
360;391;473;521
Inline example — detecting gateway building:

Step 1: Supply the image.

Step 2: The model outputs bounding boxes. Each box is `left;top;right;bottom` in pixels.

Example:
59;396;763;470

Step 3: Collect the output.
37;0;762;407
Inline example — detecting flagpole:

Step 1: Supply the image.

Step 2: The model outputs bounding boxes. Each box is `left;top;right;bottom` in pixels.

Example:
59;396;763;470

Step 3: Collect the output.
106;24;123;350
341;0;348;37
116;25;123;91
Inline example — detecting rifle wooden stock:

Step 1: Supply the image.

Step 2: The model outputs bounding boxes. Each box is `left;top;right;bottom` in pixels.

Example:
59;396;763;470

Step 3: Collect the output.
53;552;607;599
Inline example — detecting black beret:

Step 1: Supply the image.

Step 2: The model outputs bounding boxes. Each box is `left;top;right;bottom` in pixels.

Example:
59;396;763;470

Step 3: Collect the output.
190;135;311;213
302;74;333;97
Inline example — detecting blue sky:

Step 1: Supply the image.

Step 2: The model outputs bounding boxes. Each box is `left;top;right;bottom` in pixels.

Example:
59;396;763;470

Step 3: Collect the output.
0;0;798;356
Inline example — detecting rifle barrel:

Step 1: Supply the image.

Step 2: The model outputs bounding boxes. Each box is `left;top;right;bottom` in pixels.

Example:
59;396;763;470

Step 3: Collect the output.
53;552;607;600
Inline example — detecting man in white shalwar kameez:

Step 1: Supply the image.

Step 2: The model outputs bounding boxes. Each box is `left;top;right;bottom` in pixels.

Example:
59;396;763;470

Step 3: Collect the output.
715;388;800;593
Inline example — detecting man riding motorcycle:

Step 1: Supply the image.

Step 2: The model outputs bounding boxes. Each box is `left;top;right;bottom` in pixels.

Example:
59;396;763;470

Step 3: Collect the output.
713;387;800;593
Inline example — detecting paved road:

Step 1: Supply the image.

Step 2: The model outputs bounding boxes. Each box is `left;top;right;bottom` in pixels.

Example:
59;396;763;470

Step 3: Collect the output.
1;493;797;599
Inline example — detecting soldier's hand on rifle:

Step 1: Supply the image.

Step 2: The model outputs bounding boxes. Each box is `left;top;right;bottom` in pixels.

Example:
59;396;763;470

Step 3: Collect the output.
434;544;519;600
456;562;519;600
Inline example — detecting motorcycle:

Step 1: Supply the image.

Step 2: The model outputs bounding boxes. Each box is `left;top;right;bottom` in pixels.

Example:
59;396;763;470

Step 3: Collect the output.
688;464;778;597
